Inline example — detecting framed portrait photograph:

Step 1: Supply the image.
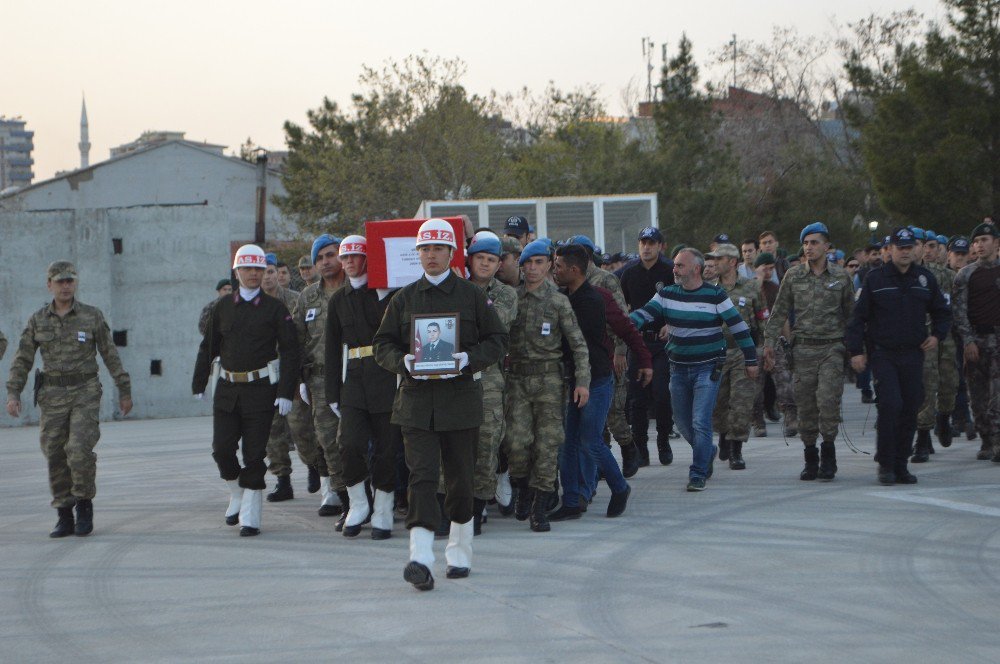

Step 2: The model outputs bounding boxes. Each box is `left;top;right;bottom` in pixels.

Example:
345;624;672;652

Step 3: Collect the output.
411;313;461;376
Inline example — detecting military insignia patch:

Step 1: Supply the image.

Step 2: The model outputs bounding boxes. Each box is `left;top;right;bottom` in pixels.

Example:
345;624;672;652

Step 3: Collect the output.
918;274;927;287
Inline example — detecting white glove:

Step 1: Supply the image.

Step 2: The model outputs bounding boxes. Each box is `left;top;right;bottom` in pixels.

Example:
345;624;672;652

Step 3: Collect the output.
299;383;310;405
329;402;341;418
437;373;457;380
194;393;204;401
403;354;416;375
452;352;469;371
274;398;292;416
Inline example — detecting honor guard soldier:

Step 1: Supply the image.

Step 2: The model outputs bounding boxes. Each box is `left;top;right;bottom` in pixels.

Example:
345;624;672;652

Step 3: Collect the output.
506;240;590;532
706;244;766;470
847;227;951;484
373;219;508;591
464;233;518;534
763;222;854;482
952;223;1000;460
293;235;349;519
324;235;400;539
260;256;324;501
192;244;302;537
6;261;132;537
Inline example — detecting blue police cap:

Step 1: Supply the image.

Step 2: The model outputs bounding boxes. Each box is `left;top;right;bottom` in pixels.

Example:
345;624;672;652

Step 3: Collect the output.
713;233;731;244
467;235;501;257
311;234;342;264
799;222;829;244
890;226;916;247
518;239;552;265
639;226;663;242
948;236;970;253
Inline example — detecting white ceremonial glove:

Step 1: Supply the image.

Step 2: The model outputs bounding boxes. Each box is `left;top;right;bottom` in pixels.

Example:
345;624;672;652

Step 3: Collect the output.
194;393;204;401
436;373;458;379
403;354;429;380
329;402;341;418
274;398;292;416
452;352;469;371
299;383;310;405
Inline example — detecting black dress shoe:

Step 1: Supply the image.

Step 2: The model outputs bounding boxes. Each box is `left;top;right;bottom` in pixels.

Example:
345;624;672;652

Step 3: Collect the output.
547;503;582;521
446;566;470;579
371;528;391;540
718;436;730;461
895;470;918;484
267;475;294;502
404;562;434;590
606;485;631;518
225;513;239;526
239;527;260;537
343;523;363;537
318;503;343;517
50;507;75;538
657;441;673;465
74;499;94;536
307;466;321;494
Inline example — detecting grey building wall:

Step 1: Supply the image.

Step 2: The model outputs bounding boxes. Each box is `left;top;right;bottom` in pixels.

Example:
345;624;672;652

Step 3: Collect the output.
1;206;230;427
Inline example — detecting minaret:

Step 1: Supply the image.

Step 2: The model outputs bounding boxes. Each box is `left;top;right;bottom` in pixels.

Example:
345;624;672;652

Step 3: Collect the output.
79;96;91;169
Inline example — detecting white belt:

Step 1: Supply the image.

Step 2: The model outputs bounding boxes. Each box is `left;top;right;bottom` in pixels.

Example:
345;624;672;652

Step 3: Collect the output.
220;367;270;383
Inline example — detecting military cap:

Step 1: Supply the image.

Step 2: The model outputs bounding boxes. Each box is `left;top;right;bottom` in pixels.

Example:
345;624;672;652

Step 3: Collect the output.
706;243;740;259
467;235;501;257
936;234;948;245
47;260;77;281
519;239;552;265
970;222;999;240
215;278;232;291
799;222;829;244
500;236;522;256
908;226;926;241
754;252;775;267
569;235;597;253
297;255;313;268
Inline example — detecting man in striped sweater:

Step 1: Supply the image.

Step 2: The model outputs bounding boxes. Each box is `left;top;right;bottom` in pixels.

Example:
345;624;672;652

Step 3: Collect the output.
629;248;758;491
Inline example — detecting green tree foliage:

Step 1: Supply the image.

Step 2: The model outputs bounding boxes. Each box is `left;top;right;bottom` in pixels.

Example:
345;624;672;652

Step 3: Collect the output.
847;0;1000;231
278;55;513;236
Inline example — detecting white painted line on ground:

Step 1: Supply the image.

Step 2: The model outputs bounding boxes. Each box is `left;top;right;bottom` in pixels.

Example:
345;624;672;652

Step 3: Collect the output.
870;492;1000;518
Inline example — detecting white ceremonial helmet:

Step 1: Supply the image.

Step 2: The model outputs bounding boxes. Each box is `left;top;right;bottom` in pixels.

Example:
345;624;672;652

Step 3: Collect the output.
415;218;457;249
339;235;367;257
232;244;267;270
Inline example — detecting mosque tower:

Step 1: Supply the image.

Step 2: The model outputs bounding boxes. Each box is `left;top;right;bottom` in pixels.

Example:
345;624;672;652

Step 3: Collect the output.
79;95;91;169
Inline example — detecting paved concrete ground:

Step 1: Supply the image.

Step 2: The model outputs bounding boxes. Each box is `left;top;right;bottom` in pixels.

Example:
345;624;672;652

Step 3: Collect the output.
3;395;999;663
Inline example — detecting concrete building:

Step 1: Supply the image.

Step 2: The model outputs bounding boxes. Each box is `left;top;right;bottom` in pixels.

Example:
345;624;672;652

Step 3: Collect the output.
110;131;226;158
0;139;298;426
0;116;34;193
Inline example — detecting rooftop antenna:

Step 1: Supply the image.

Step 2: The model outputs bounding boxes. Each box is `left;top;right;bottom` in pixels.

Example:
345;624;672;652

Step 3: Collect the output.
642;37;655;103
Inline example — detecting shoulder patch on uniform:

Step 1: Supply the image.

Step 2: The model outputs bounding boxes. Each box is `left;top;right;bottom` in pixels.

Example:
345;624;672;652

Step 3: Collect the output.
918;274;927;287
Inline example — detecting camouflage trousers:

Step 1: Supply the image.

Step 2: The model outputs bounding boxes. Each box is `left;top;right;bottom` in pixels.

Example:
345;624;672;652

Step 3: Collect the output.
791;342;846;444
308;374;345;492
712;349;758;442
266;395;324;477
771;341;795;409
505;370;564;492
917;335;958;430
474;368;506;501
38;379;102;508
965;333;1000;445
604;371;633;447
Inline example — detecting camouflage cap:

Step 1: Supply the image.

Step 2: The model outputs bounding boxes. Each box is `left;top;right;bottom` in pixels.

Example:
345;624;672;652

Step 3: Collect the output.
47;260;77;281
500;236;522;256
297;255;313;268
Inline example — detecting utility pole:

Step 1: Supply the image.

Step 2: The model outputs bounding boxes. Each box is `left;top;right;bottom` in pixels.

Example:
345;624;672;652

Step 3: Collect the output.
642;37;655;103
731;34;738;89
254;149;268;245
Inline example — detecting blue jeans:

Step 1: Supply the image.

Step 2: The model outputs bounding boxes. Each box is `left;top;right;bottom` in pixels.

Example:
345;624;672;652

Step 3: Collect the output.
670;361;722;480
559;375;624;507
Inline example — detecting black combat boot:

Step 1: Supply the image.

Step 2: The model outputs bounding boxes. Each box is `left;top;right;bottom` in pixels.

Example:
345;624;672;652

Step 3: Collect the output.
894;461;917;484
877;465;896;485
514;478;534;521
729;440;746;470
529;491;551;532
800;445;819;481
817;441;837;481
267;475;294;502
50;507;75;538
620;444;640;478
911;430;931;463
334;490;350;532
306;465;320;494
656;439;673;465
472;498;486;536
635;440;650;467
718;435;731;461
74;499;94;536
935;412;953;448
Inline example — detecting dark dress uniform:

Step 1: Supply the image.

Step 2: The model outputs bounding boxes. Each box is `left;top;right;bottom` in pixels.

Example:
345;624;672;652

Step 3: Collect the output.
193;291;301;490
325;281;399;494
846;261;950;482
373;272;508;532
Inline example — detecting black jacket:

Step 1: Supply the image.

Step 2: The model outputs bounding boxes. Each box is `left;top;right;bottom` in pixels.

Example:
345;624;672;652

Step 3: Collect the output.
846;261;951;356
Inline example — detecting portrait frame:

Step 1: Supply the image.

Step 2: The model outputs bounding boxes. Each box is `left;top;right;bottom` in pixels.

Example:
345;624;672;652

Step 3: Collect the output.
410;312;461;376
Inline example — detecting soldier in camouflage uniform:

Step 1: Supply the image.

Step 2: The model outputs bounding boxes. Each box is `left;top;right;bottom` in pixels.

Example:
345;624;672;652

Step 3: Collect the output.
912;228;959;461
293;235;348;517
464;234;517;535
707;245;765;469
198;279;233;335
506;240;591;533
0;329;7;359
6;261;132;538
764;223;855;481
951;223;1000;461
260;261;324;501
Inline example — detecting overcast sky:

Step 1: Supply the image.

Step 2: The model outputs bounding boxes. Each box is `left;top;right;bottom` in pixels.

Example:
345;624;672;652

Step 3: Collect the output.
6;0;946;181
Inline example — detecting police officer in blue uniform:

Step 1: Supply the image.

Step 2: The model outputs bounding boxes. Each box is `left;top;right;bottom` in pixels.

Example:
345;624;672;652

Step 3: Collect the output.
846;227;951;485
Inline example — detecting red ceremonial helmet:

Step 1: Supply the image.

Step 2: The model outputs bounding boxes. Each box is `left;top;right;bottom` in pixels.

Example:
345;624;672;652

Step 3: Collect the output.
339;235;367;257
415;218;457;249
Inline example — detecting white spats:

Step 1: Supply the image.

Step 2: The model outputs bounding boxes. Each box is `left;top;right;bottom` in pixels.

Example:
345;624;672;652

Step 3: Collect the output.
225;479;243;518
371;489;394;532
239;489;262;529
445;519;473;570
320;480;341;507
495;471;512;507
344;482;371;528
409;527;436;567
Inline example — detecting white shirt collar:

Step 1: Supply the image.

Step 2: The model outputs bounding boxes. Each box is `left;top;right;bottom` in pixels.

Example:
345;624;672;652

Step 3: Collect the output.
424;270;450;286
239;286;260;301
349;274;369;289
